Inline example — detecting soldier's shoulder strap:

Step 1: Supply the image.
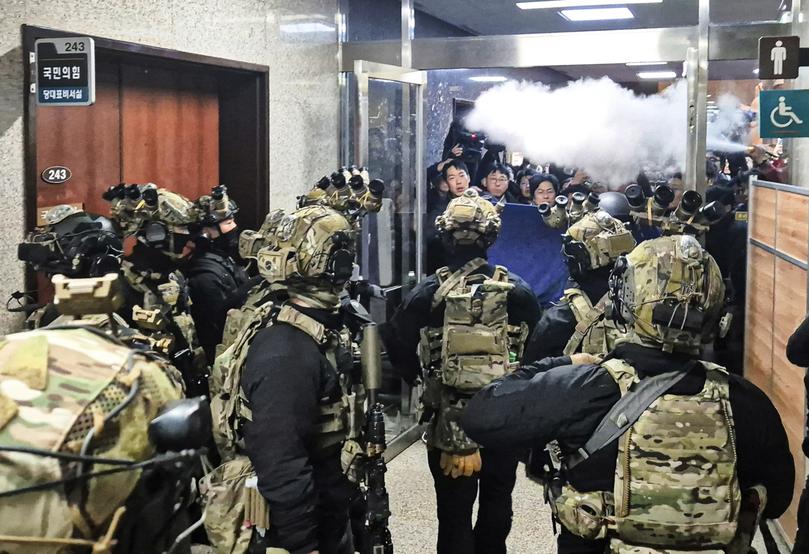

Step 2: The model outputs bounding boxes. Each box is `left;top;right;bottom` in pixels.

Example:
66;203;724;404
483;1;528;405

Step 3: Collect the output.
565;360;692;471
431;257;488;310
275;303;328;345
563;291;608;356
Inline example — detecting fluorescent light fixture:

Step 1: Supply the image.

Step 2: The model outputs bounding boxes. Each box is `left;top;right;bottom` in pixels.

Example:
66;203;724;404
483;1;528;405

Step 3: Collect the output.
753;68;760;75
637;70;677;79
518;0;660;9
280;22;335;33
469;76;508;82
560;7;634;21
626;61;667;66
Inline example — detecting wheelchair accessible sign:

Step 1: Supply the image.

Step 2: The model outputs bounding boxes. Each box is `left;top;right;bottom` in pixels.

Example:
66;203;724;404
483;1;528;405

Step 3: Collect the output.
759;90;809;138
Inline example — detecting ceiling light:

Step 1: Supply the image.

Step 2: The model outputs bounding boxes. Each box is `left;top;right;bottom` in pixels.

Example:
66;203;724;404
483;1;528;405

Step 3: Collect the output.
469;76;509;82
280;22;335;33
637;70;677;79
518;0;660;9
626;61;667;66
560;7;634;21
753;68;760;75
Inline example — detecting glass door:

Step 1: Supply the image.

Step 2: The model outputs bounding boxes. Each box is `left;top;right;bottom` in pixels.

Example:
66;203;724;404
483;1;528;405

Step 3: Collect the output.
344;60;426;453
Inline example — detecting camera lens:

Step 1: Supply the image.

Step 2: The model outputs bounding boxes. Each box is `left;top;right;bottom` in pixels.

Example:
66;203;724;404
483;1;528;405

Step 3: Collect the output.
624;185;645;210
653;185;675;211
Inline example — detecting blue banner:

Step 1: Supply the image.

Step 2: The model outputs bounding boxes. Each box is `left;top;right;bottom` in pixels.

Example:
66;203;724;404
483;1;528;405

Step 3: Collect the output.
488;203;569;307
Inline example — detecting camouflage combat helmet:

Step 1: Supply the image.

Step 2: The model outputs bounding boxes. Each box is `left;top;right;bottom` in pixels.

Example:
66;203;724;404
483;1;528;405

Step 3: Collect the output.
103;183;199;259
255;204;355;309
563;210;636;275
18;206;123;278
435;188;503;248
238;209;285;262
196;185;239;226
609;234;725;354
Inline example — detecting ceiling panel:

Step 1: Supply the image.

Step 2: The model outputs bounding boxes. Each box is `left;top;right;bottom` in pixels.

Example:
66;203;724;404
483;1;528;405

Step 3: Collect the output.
414;0;788;36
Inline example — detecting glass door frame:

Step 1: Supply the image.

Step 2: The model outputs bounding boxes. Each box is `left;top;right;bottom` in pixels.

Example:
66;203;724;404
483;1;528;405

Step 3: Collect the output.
348;60;427;459
352;59;427;282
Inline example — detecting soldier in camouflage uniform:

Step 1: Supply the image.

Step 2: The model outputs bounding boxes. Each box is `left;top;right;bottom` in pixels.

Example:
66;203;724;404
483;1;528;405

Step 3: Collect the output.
13;205;123;329
522;209;636;364
201;169;383;554
103;183;208;396
0;269;201;553
187;185;248;364
462;235;794;554
381;188;541;554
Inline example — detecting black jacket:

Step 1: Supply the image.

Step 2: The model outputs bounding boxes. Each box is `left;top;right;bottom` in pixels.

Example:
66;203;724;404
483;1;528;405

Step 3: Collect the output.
186;250;248;364
706;215;748;303
522;271;610;365
241;305;357;554
462;344;794;552
381;258;542;384
787;314;809;367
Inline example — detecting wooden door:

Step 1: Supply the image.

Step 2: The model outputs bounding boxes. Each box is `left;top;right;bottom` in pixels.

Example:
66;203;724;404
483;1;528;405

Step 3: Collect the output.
120;64;219;197
36;60;121;220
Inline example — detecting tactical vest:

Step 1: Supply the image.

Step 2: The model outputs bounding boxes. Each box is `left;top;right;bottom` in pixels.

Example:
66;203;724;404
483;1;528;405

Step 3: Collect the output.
217;280;272;358
554;359;744;553
0;327;183;553
563;289;622;357
418;258;528;453
202;301;363;554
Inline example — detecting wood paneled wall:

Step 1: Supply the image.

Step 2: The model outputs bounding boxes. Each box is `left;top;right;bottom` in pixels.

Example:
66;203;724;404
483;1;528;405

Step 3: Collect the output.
746;181;809;540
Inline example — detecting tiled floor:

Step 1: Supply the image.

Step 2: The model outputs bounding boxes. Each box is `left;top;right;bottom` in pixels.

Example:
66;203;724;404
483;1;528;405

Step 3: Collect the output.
388;441;557;554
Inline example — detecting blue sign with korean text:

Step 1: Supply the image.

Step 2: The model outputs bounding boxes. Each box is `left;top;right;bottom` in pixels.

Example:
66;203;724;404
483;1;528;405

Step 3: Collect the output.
759;89;809;138
35;37;96;106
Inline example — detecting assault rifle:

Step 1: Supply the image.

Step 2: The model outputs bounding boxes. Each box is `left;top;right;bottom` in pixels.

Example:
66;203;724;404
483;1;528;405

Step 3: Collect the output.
359;323;394;554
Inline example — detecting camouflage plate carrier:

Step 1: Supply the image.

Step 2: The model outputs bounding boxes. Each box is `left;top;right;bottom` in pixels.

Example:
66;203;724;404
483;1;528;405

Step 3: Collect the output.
554;358;750;553
563;289;624;357
419;258;528;453
121;262;207;373
201;301;364;554
0;326;183;554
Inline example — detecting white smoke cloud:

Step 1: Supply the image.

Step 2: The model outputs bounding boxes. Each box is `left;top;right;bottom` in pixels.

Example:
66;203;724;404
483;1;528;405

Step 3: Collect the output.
465;78;749;187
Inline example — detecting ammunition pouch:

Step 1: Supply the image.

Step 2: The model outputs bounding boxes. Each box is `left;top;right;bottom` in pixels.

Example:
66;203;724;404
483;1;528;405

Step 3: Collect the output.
132;305;168;331
340;439;365;484
441;324;510;391
157;280;181;307
200;456;269;554
553;485;613;541
428;394;478;454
